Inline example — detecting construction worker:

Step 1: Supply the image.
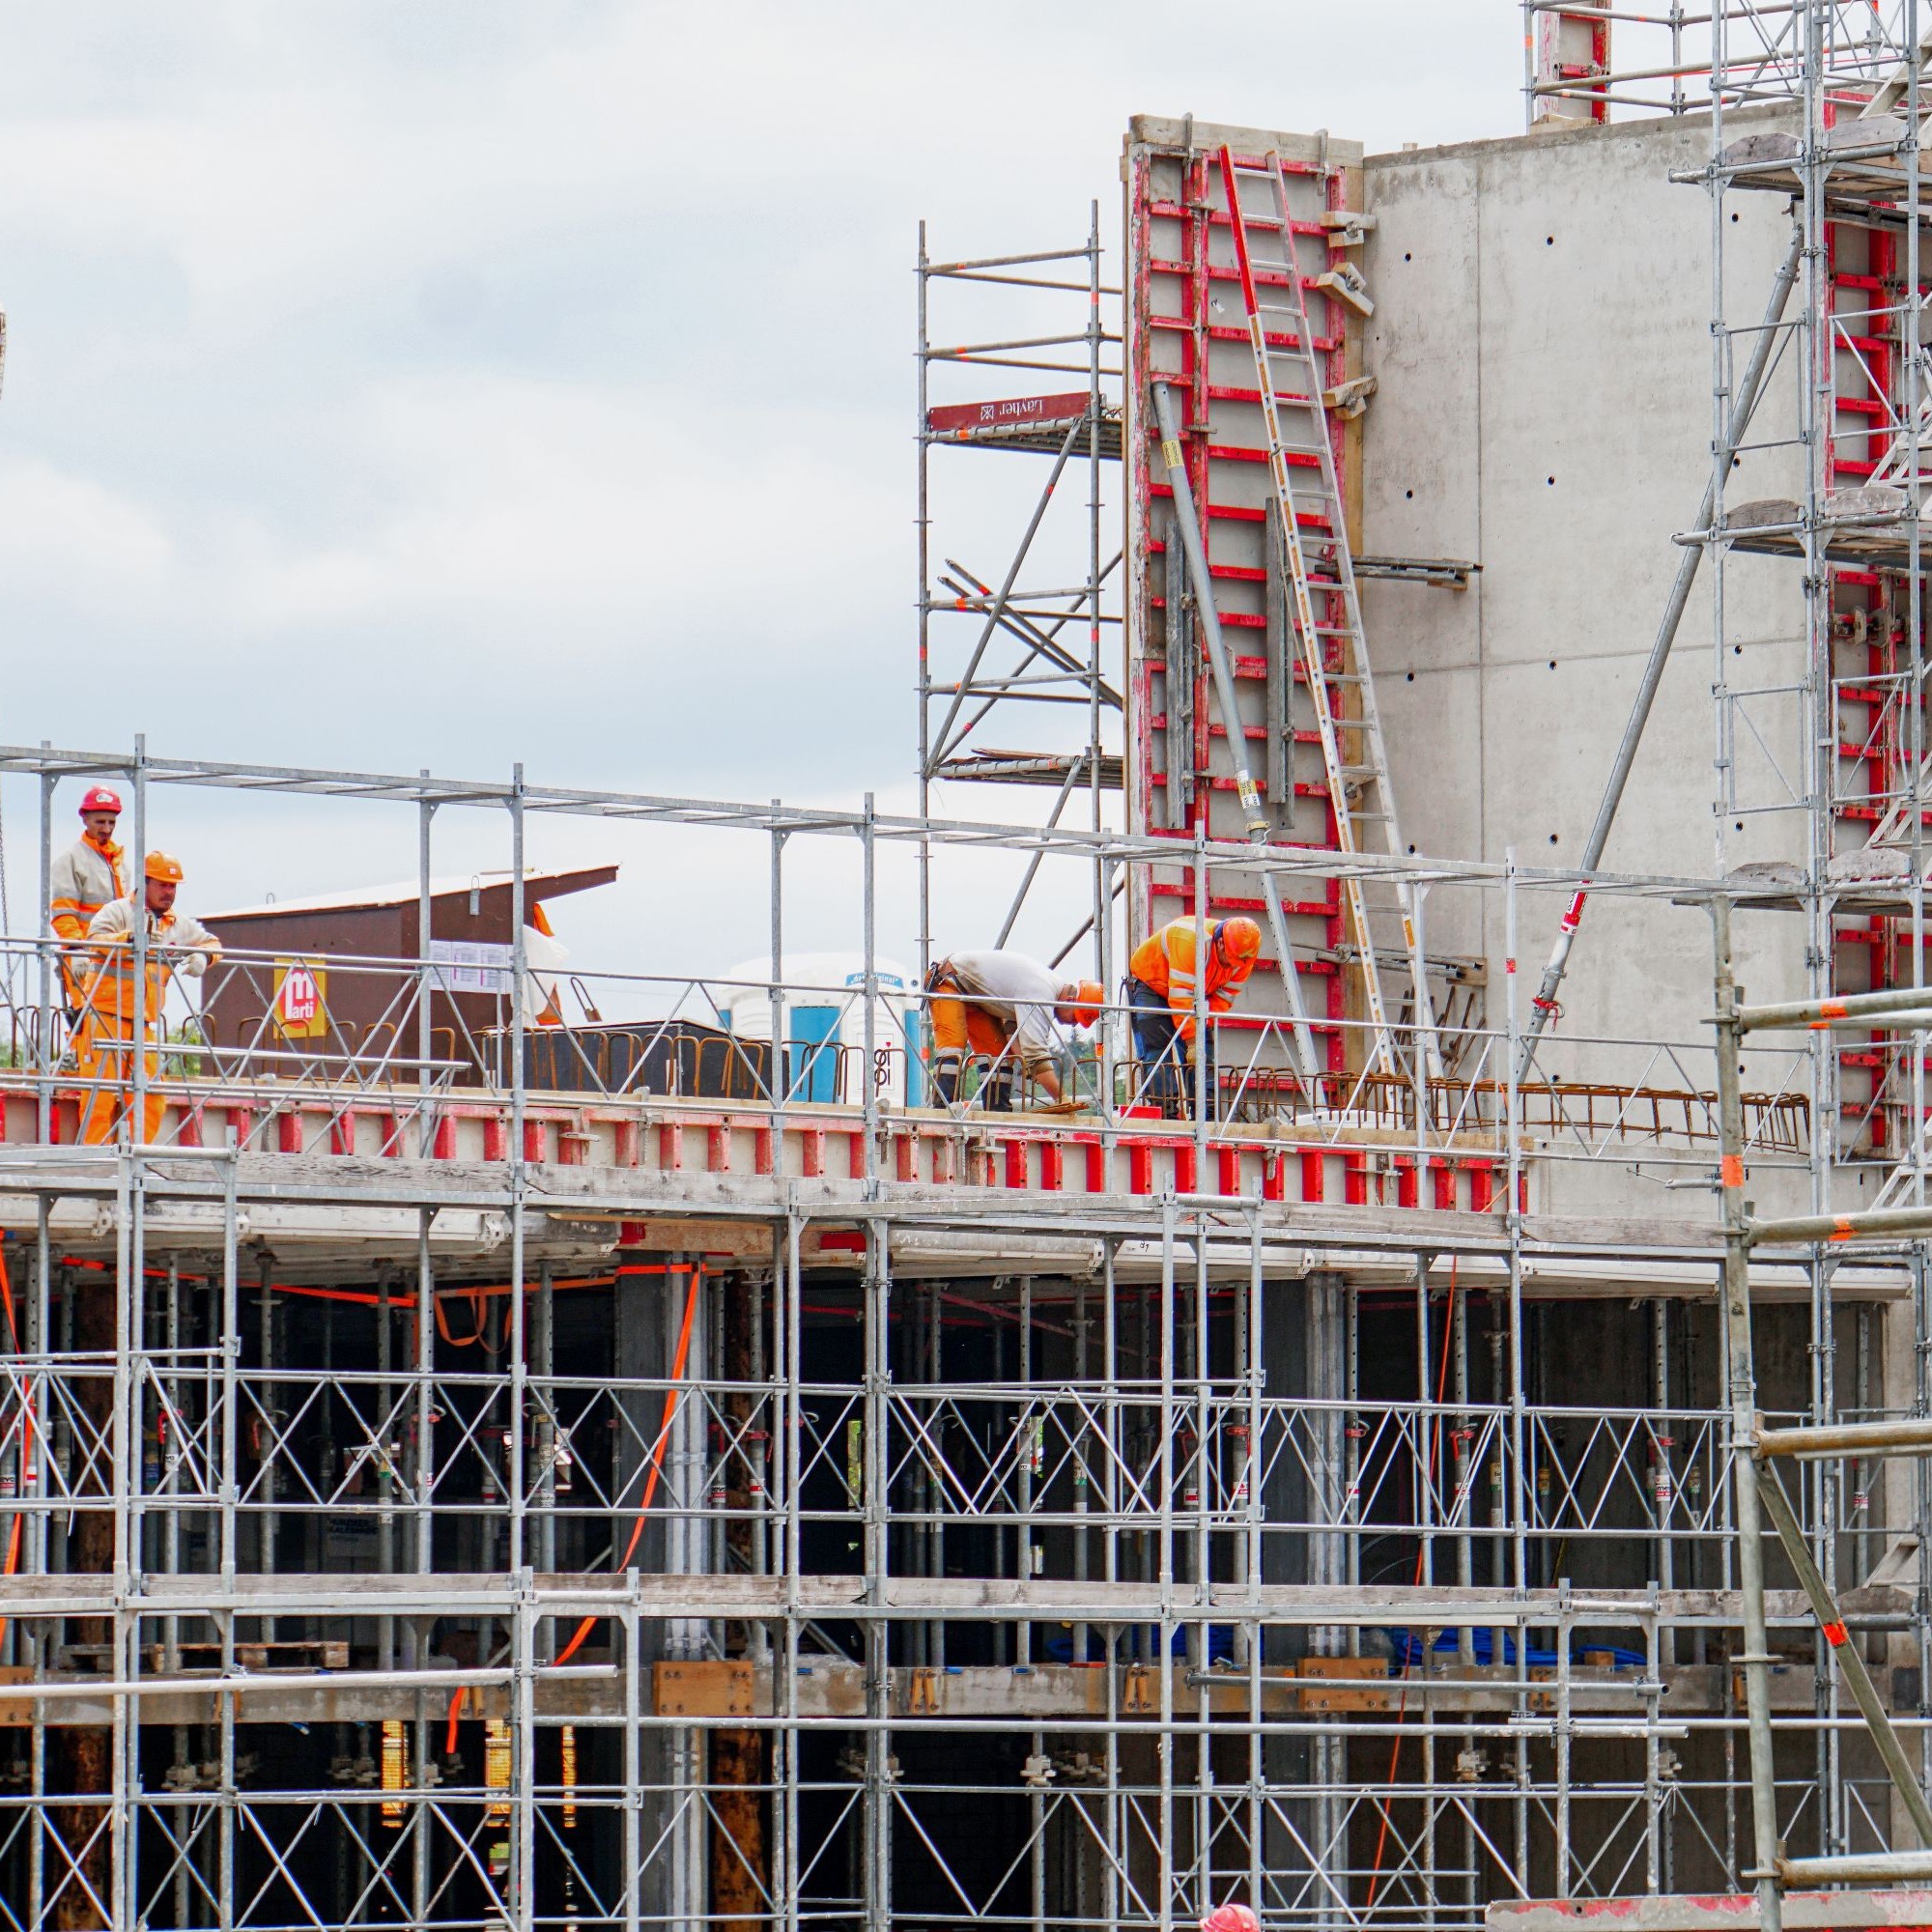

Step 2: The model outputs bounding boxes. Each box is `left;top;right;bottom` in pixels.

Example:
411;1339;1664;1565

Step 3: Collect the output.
1126;916;1261;1116
48;786;128;1005
924;950;1104;1108
75;852;220;1146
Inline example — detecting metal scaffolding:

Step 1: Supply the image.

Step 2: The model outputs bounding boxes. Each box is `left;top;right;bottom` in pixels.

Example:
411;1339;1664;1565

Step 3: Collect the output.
914;211;1122;987
1514;2;1932;1919
0;734;1913;1932
15;11;1932;1927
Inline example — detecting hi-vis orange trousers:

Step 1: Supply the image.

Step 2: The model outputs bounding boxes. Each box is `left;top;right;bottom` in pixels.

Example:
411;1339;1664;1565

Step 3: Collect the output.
73;957;167;1146
73;1014;163;1146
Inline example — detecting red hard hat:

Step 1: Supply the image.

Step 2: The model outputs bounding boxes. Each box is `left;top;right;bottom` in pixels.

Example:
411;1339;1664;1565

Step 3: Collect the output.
1202;1907;1260;1932
79;786;123;816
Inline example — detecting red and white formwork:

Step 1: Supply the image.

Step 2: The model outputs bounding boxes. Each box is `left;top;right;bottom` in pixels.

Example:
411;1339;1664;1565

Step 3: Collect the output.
1122;116;1375;1080
0;1076;1522;1215
1817;124;1917;1163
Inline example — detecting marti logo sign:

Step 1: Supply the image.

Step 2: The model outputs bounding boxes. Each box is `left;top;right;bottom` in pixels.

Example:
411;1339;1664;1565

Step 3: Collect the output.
279;966;319;1025
273;960;328;1037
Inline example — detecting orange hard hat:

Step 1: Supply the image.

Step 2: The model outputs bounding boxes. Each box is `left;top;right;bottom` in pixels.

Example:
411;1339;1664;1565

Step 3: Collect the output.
144;851;184;883
1218;917;1262;962
1067;980;1105;1027
79;785;122;816
1202;1907;1260;1932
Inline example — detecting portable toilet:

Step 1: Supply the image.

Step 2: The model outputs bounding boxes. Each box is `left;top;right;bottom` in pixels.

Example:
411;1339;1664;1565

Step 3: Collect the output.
720;952;922;1107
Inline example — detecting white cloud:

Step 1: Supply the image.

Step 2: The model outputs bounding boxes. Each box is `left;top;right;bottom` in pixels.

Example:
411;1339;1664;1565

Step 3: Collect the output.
0;453;174;609
0;0;1525;961
212;374;904;629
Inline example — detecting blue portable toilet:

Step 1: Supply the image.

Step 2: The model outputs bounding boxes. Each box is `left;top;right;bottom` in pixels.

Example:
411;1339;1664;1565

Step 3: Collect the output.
789;1005;842;1104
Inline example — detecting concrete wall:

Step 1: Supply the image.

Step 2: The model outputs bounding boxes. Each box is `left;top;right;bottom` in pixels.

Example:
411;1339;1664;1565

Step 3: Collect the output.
1358;107;1811;1214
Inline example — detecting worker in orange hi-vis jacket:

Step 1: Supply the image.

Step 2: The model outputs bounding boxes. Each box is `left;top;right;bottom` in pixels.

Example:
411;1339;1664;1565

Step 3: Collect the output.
48;785;127;1005
75;852;221;1147
1125;916;1261;1117
923;949;1104;1109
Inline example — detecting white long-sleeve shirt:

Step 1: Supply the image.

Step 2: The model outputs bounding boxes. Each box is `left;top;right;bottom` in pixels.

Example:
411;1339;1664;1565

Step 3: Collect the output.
85;895;221;977
941;949;1065;1074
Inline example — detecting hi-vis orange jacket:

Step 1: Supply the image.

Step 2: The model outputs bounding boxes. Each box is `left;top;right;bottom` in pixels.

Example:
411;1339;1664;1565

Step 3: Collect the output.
1127;920;1256;1043
82;895;221;1025
49;834;126;944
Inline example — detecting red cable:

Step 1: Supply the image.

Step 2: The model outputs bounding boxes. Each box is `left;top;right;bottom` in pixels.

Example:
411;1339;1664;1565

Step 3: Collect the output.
1366;1263;1458;1909
447;1263;703;1748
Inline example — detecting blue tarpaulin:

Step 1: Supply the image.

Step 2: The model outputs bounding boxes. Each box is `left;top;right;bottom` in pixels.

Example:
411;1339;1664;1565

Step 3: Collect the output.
1382;1628;1645;1670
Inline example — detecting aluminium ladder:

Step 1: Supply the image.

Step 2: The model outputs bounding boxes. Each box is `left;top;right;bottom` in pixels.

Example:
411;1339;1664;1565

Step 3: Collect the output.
1216;145;1442;1082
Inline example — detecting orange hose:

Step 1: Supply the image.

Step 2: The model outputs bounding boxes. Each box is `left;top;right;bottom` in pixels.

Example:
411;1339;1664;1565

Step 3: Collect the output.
554;1265;701;1667
1366;1263;1458;1909
434;1286;497;1351
446;1263;702;1751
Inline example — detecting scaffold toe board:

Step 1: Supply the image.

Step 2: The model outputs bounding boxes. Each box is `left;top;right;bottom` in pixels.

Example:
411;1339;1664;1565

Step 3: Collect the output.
1716;489;1929;570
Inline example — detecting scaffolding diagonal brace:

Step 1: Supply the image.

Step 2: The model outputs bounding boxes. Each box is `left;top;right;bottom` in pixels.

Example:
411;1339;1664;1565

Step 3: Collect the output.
1753;1456;1932;1847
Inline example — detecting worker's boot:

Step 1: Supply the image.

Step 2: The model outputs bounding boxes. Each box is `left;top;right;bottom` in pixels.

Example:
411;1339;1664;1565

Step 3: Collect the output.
930;1053;964;1106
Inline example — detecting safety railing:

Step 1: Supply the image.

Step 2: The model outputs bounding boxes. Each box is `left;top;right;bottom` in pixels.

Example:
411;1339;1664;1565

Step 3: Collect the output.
0;930;1826;1178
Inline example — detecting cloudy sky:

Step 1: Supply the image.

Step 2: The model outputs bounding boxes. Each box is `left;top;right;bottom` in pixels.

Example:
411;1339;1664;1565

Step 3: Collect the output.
0;3;1523;993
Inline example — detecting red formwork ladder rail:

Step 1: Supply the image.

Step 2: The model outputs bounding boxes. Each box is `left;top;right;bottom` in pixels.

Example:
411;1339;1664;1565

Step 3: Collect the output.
1214;143;1442;1081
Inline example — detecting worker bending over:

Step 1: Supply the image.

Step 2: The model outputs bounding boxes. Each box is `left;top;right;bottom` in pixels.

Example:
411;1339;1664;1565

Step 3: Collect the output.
76;852;220;1146
1126;916;1260;1116
925;950;1103;1108
49;786;127;1006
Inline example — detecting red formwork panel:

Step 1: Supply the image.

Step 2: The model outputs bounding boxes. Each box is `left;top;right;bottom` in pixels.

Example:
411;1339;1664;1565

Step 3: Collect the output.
1122;115;1370;1083
1530;7;1612;125
1818;93;1911;1159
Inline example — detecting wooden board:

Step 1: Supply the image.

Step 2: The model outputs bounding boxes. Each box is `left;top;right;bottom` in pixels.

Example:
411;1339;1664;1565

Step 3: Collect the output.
654;1660;753;1719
